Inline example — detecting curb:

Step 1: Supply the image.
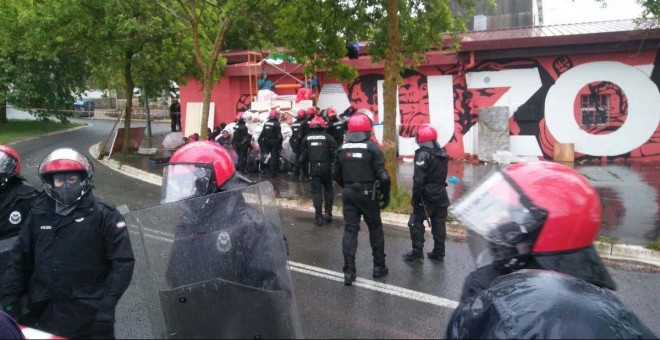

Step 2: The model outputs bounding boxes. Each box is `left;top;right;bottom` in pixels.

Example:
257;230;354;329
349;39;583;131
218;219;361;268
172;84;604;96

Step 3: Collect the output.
7;124;90;146
89;142;660;269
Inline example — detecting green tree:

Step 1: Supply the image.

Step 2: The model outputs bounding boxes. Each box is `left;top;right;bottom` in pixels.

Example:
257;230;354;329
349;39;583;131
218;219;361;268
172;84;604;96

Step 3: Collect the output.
277;0;490;189
0;1;89;124
82;0;192;152
156;0;280;140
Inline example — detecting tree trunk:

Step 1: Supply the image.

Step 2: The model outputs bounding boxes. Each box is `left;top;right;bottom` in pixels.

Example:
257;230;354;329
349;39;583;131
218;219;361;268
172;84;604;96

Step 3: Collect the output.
0;86;8;123
122;53;134;153
383;0;402;191
200;72;214;140
0;101;7;124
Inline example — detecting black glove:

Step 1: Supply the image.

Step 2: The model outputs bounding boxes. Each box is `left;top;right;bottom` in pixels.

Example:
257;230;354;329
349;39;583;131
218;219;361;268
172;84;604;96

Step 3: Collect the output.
411;194;423;208
379;194;390;209
92;316;115;339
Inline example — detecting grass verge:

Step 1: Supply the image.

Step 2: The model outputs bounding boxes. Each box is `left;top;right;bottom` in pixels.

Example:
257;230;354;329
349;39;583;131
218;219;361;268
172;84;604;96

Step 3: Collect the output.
598;235;620;245
0;119;85;144
646;238;660;251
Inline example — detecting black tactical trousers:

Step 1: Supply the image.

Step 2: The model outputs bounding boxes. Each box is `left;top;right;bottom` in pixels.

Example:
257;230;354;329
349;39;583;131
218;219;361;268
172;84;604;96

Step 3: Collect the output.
235;145;249;172
409;203;447;256
310;166;333;217
260;144;281;175
290;142;300;175
341;186;385;272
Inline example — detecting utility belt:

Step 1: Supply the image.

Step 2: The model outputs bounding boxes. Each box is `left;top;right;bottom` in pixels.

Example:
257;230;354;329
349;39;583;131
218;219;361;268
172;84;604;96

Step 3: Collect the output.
345;181;379;200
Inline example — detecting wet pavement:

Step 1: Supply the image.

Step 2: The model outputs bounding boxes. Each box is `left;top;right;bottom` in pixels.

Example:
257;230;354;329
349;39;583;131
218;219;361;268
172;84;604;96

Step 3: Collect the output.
7;119;660;337
124;131;660;246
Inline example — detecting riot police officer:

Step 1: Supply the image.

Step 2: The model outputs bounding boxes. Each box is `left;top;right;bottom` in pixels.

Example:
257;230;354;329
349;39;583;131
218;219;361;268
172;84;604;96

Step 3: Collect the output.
403;125;450;263
153;141;300;338
232;112;251;172
0;145;38;278
258;109;284;177
1;148;135;339
290;109;306;178
300;117;338;226
446;162;656;339
325;107;345;145
332;111;390;286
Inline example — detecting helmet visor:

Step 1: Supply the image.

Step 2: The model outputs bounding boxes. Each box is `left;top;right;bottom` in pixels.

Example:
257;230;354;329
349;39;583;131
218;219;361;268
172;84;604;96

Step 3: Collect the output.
0;152;18;177
450;169;547;266
161;164;214;204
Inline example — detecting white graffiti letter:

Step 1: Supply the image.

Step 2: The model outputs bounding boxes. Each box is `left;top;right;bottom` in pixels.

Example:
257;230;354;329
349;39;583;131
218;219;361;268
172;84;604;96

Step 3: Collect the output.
545;61;660;156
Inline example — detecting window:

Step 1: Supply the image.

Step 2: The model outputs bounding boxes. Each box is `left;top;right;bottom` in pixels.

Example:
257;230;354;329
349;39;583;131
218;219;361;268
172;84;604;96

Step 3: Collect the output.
580;94;610;126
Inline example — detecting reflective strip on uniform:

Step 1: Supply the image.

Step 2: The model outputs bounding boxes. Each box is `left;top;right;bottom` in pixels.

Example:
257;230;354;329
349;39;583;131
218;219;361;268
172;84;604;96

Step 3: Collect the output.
342;143;367;149
307;135;326;140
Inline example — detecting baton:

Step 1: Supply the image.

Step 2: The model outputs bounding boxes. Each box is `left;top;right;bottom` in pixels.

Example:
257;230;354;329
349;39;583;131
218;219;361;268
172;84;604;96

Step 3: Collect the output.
420;196;432;229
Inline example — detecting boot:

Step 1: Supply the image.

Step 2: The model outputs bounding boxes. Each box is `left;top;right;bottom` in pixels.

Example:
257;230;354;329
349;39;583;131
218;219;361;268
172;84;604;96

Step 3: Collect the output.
427;251;444;262
343;261;356;286
324;213;332;222
402;251;424;263
372;265;389;278
315;215;324;226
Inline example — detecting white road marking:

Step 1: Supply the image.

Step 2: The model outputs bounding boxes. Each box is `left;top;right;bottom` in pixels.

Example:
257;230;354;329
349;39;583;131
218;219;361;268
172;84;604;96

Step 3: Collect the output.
288;261;459;309
131;229;459;309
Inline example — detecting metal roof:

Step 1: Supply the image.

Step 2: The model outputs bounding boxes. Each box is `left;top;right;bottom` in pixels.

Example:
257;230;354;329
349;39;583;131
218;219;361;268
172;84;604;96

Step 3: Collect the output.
459;19;660;51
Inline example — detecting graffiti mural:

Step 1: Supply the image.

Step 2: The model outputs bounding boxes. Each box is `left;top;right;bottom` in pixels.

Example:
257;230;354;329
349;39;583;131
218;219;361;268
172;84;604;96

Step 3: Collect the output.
228;50;660;161
338;50;660;161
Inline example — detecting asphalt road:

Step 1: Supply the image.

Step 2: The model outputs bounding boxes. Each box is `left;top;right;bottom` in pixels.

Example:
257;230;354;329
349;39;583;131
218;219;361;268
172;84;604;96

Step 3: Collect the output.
9;119;660;338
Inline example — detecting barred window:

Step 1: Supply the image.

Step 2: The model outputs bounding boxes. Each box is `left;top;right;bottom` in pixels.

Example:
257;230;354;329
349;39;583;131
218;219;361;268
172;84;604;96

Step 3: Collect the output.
580;94;610;126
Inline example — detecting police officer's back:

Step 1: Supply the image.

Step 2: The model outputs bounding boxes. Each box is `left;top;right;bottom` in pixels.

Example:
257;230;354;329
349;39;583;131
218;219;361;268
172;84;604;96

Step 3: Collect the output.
325;107;345;145
332;111;390;286
300;117;337;226
290;109;306;178
258;109;283;177
232;113;251;172
1;148;134;339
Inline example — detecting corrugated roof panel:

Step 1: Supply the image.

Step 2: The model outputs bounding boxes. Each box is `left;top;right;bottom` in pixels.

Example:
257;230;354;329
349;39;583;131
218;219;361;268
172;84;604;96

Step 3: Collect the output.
458;19;660;51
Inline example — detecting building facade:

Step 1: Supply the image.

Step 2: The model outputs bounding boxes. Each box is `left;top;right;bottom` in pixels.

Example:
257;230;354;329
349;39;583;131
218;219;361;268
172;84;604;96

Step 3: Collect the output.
179;19;660;162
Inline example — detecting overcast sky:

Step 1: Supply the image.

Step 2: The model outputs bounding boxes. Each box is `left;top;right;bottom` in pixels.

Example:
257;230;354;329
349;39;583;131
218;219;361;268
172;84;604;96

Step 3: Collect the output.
542;0;644;25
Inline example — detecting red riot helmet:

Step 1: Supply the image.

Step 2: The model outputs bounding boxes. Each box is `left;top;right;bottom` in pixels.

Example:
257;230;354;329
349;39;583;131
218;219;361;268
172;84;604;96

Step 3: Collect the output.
326;107;337;119
346;111;373;142
297;109;306;120
415;125;439;148
0;145;21;191
269;109;279;120
161;141;253;204
450;162;615;290
38;148;94;206
309;116;327;130
306;107;317;117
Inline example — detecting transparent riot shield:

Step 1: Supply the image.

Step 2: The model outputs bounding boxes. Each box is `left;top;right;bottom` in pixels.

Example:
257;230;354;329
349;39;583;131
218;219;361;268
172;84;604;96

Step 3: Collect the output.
126;182;302;339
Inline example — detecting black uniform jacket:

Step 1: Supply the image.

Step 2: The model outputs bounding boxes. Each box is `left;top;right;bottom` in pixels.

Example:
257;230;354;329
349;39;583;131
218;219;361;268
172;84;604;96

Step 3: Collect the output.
1;193;135;331
232;121;250;148
300;131;337;175
0;177;38;239
412;146;449;207
258;119;283;147
447;269;656;339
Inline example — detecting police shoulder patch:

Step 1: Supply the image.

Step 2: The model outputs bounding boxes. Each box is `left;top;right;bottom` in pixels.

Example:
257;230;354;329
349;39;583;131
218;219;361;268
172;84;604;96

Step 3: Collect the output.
116;221;127;228
415;160;425;166
9;211;22;225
